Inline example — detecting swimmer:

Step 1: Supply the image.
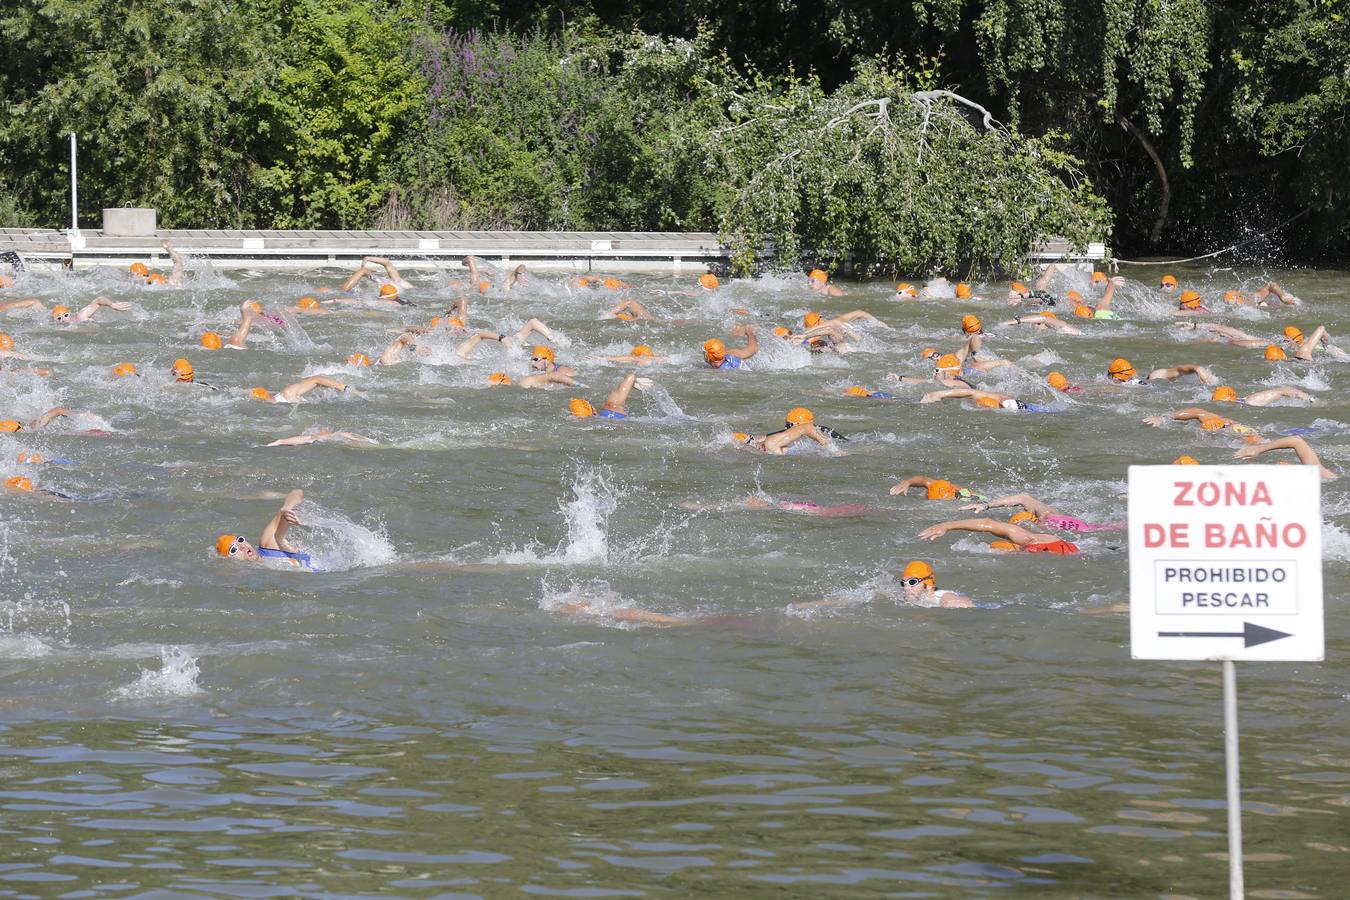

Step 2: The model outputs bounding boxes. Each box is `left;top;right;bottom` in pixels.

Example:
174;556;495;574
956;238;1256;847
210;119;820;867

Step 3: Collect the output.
556;599;695;626
0;298;49;316
1160;273;1178;293
1210;384;1312;407
773;321;858;353
586;344;664;365
170;357;214;388
732;422;843;456
0;406;86;433
529;344;577;377
503;264;529;292
1007;264;1059;306
1172;290;1210;315
697;273;720;292
703;325;758;370
4;474;72;500
792;560;975;609
888;476;984;502
607;298;654;321
1106;358;1149;385
953;332;1015;374
265;428;377;447
158;239;186;287
806;309;891;331
841;385;895;399
1143;407;1263;438
1046;371;1082;392
214;488;316;568
807;269;846;296
919;388;1053;412
489;369;578;389
1001;313;1082;335
1234;435;1338;480
1079;275;1124;319
959;493;1125;532
1284;326;1348;360
567;373;649;420
250;375;347;404
0;333;31;360
1145;363;1219;385
290;295;336;315
226;302;270;349
918;517;1080;554
340;256;411;303
1252;281;1298;307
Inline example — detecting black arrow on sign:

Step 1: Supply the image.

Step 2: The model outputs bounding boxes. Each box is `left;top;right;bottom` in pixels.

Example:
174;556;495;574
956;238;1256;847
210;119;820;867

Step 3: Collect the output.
1158;621;1292;648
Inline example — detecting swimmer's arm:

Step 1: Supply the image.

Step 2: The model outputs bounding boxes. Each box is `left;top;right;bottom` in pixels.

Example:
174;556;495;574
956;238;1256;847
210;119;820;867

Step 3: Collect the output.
889;476;936;496
1244;386;1311;407
454;332;505;359
259;489;304;552
919;389;974;404
612;299;653;319
0;299;44;312
728;325;758;359
504;264;527;291
449;295;468;321
73;295;131;322
378;332;417;365
362;256;409;288
1235;436;1336;479
1033;263;1059;291
32;406;76;429
956;334;982;362
1096;277;1122;310
332;430;378;445
918;517;1036;545
1169;407;1217;422
266;433;323;447
965;493;1057;518
161;240;186;286
513;318;553;344
833;310;890;328
938;592;976;609
340;265;375;292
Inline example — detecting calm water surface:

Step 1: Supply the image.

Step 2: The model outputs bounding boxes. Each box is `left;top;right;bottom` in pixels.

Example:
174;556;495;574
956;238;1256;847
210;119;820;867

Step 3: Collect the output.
0;261;1346;897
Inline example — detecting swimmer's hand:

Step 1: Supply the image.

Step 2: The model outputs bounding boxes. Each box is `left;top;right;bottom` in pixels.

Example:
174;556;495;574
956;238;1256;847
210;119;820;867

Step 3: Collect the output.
918;523;952;540
633;377;654;392
1232;446;1261;460
282;510;301;527
1142;415;1167;427
959;502;989;513
107;301;132;312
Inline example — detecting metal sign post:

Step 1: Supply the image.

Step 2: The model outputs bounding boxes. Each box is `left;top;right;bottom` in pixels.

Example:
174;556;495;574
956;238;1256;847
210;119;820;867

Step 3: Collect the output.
68;133;85;250
1128;464;1325;900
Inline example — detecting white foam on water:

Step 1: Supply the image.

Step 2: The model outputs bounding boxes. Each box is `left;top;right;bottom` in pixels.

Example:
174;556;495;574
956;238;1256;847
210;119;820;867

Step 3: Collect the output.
0;634;53;658
112;646;202;700
293;501;398;571
1321;521;1350;561
490;466;620;566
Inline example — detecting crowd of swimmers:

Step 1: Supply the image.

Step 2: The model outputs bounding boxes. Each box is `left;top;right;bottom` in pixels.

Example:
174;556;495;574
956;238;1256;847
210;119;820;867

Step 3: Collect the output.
0;248;1338;614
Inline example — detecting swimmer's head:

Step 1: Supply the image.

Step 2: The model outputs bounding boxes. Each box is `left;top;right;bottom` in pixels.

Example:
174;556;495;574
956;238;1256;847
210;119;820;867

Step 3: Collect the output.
347;353;371;366
216;533;257;560
1199;416;1227;431
1066;290;1083;303
1283;326;1304;345
955;282;972;299
920;347;939;361
1107;358;1135;381
1047;371;1069;391
0;419;22;433
803;312;822;329
250;387;273;402
702;338;726;364
1223;290;1245;304
477;279;491;294
602;277;624;290
896;283;916;298
990;540;1019;551
698;273;719;291
244;300;263;314
1010;281;1028;295
17;452;42;464
379;283;400;300
1074;304;1094;318
146;272;166;285
445;316;465;328
200;331;223;350
935;353;961;374
129;262;150;278
961;314;982;335
1092;271;1107;284
926;479;955;500
531;345;556;370
112;362;137;378
568;398;596;418
171;358;194;382
785;407;814;426
1264;344;1286;361
1179;289;1202;310
0;333;11;350
772;326;789;338
631;344;654;358
488;371;511;386
808;269;828;282
901;560;935;595
615;312;633;322
843;385;870;397
297;296;321;310
1212;385;1238;403
5;475;32;492
1173;455;1199;465
731;431;751;444
50;305;71;322
1160;274;1178;289
1010;510;1037;525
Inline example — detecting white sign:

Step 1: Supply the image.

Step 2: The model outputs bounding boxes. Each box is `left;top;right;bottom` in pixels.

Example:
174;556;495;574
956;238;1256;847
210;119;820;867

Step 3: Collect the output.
1129;465;1324;661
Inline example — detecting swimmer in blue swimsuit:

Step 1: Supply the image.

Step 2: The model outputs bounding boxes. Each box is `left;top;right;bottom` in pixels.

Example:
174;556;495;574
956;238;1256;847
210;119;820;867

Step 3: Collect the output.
568;372;647;421
703;325;758;370
215;488;316;569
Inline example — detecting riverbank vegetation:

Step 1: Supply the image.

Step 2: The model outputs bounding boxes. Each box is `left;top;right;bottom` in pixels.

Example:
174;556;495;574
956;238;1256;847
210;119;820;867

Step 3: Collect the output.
0;0;1344;270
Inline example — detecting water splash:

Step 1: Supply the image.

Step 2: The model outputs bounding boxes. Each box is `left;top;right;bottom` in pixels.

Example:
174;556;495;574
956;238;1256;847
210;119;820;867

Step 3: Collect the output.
112;646;202;700
294;501;398;571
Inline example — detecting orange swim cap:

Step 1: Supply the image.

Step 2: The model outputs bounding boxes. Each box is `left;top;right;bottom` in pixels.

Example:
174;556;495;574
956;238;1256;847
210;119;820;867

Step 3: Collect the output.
51;305;70;319
489;371;511;385
1009;510;1037;525
1041;311;1057;319
602;277;624;290
5;475;33;492
785;407;814;425
935;353;961;372
216;534;242;557
1161;274;1178;287
347;352;371;366
920;347;939;360
245;300;263;314
250;387;273;402
808;269;827;282
0;420;22;433
297;296;321;310
1173;455;1199;465
844;385;870;397
698;274;719;290
1223;290;1245;304
1179;290;1202;309
379;283;400;299
961;314;982;334
772;326;789;338
1047;371;1069;391
631;345;654;358
445;316;466;328
1264;344;1286;361
112;362;137;378
901;560;935;585
1199;416;1228;431
0;333;11;351
1066;290;1084;302
803;312;822;329
568;398;595;418
1074;304;1094;318
615;312;633;322
926;479;955;500
17;452;42;464
200;331;223;350
955;282;972;299
1212;385;1238;403
975;396;1000;409
990;540;1019;551
477;280;491;294
1283;326;1304;344
896;283;916;297
146;272;166;285
1107;358;1135;381
703;338;726;361
172;358;194;382
1092;271;1107;283
731;431;751;443
1010;282;1028;294
129;262;150;277
533;345;555;363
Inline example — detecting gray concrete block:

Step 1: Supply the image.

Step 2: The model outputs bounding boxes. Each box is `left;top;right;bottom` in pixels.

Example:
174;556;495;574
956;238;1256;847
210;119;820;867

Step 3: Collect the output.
102;208;157;236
